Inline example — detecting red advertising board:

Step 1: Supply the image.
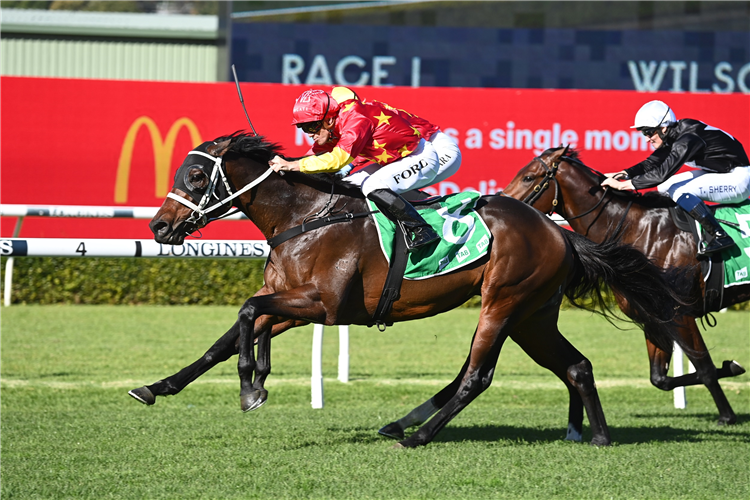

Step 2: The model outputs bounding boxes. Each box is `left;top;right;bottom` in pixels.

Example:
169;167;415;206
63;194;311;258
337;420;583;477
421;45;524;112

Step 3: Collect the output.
2;76;749;239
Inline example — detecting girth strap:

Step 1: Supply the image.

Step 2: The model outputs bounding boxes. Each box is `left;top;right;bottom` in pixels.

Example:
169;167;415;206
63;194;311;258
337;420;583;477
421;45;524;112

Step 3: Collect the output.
368;223;409;331
267;211;372;249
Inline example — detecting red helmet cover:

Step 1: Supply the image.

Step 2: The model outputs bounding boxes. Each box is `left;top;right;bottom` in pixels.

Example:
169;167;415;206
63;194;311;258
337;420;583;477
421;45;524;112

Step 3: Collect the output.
291;89;337;125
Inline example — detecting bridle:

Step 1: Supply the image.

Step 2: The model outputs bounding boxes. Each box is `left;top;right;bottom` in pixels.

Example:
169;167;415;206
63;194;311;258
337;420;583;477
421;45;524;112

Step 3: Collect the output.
522;154;562;214
524;153;613;220
166;147;274;230
523;153;633;235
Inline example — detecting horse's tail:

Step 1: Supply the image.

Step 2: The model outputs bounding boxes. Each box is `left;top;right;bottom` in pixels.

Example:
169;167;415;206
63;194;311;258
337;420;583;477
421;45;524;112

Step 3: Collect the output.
562;230;689;354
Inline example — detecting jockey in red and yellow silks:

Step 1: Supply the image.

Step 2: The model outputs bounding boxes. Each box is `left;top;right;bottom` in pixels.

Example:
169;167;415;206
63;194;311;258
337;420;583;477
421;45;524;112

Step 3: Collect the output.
329;87;461;188
269;88;451;251
297;94;422;175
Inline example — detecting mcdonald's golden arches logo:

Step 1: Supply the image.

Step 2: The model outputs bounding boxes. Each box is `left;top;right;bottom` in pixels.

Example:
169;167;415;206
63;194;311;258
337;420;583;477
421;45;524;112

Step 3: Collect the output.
115;117;203;204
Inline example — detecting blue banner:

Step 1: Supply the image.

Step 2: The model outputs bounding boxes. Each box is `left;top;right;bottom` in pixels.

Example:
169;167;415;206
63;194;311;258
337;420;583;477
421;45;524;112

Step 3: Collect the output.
231;23;749;93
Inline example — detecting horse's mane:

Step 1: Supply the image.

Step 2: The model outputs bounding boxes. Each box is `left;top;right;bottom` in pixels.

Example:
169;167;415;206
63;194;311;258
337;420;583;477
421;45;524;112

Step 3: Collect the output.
218;131;364;198
218;131;284;163
543;146;676;209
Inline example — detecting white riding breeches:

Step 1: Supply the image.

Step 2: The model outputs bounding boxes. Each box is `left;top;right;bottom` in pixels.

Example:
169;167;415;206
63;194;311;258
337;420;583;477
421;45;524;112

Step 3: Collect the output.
343;131;462;196
657;166;750;204
427;131;462;184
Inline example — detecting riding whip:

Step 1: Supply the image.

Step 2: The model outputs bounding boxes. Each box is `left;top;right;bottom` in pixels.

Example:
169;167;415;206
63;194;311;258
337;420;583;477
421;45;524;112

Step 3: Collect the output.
231;64;258;136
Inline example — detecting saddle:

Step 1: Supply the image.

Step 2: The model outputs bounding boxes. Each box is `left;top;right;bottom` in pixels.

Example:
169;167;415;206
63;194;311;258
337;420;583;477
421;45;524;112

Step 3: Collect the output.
368;191;492;330
668;203;744;313
669;205;724;314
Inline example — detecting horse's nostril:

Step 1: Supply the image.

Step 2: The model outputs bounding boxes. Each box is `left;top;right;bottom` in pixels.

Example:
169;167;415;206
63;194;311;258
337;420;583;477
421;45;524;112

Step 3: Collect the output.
150;219;169;236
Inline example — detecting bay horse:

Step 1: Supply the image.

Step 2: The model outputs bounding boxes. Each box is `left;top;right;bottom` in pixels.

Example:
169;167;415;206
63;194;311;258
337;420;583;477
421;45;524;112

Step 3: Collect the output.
504;146;748;425
129;133;686;448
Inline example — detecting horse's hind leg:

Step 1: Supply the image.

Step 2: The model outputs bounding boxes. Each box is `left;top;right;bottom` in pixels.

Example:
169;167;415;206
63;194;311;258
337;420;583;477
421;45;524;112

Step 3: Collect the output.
395;296;519;448
129;321;241;405
511;306;610;446
646;318;737;425
378;336;474;439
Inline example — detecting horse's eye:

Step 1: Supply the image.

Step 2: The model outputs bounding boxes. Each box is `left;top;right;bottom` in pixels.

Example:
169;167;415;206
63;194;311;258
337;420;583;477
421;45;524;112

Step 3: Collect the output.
187;168;208;189
523;176;534;183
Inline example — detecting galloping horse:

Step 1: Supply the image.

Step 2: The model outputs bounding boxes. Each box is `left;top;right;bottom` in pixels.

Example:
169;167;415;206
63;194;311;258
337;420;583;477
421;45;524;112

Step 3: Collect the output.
130;133;686;448
504;146;748;425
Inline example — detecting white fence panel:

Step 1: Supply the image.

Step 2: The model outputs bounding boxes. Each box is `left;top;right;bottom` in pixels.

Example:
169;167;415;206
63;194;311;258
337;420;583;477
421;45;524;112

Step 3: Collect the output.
0;204;349;408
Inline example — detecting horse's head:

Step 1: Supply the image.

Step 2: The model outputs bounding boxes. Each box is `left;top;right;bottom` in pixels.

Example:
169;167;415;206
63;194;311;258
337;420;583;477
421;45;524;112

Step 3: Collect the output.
150;133;285;244
503;146;572;214
149;139;237;244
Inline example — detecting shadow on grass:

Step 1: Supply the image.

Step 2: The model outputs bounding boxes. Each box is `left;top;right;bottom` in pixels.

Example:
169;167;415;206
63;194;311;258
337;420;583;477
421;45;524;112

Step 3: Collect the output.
417;417;750;445
271;413;750;449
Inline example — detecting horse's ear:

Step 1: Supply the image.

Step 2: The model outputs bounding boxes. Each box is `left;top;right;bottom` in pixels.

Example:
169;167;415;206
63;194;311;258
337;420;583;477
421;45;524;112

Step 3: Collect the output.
207;139;232;157
549;144;568;162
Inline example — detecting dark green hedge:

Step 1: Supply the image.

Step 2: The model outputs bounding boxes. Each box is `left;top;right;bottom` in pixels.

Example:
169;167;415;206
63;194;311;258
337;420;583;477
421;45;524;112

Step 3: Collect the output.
2;257;746;310
1;257;267;305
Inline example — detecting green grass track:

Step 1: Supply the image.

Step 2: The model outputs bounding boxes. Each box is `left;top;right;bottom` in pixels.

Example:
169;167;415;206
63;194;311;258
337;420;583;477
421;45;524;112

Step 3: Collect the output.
2;306;748;499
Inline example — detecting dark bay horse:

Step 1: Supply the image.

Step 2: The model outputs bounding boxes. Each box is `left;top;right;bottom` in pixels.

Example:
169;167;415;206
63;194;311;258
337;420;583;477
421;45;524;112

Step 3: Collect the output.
130;133;687;448
504;146;748;425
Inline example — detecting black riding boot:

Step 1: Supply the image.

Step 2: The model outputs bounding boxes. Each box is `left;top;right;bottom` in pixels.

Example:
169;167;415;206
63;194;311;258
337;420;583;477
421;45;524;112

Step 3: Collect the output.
689;201;736;256
367;188;440;251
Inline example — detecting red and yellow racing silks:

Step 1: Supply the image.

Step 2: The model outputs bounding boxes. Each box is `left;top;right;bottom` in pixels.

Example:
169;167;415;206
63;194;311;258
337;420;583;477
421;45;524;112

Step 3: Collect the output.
371;100;440;141
299;100;422;174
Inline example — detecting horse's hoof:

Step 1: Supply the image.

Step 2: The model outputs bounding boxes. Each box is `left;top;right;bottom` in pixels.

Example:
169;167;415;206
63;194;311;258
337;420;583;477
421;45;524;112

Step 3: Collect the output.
392;442;405;449
717;414;737;426
128;387;155;406
589;436;612;447
378;422;405;440
565;423;583;442
725;360;746;376
240;389;268;412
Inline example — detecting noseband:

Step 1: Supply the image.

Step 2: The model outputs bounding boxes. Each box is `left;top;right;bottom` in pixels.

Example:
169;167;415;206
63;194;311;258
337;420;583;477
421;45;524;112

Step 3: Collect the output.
167;147;274;229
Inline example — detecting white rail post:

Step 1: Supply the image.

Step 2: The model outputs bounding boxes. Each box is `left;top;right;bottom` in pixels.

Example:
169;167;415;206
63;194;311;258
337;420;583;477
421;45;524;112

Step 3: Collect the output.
338;325;350;383
673;342;687;409
3;216;24;307
311;324;325;409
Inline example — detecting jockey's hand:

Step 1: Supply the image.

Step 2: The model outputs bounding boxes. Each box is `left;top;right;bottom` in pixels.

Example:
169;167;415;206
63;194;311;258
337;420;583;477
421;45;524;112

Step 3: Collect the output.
601;176;634;191
269;156;300;173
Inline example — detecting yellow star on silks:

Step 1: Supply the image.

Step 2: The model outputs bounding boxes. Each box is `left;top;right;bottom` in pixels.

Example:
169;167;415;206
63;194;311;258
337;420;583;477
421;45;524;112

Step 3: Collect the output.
410;126;421;137
398;145;413;157
375;150;392;164
374;112;392;127
341;102;356;113
372;139;387;149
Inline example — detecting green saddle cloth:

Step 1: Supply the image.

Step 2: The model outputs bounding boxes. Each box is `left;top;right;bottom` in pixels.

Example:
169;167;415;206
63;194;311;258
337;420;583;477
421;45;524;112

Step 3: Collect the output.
716;200;750;287
367;191;492;280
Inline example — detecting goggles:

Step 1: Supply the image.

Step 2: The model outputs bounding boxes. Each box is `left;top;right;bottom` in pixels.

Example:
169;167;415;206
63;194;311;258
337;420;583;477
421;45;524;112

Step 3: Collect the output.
298;120;324;134
639;127;660;138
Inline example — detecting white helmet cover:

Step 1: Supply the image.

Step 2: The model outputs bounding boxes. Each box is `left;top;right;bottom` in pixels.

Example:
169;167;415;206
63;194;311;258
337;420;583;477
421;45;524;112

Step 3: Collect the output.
631;100;677;129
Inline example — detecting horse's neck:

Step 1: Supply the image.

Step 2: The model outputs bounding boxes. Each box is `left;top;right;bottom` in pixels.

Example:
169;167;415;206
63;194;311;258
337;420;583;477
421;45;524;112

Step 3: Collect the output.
233;166;362;240
558;172;648;243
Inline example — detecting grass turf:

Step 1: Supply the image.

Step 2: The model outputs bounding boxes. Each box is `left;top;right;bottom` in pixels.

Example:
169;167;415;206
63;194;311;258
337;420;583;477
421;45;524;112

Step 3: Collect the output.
2;306;748;499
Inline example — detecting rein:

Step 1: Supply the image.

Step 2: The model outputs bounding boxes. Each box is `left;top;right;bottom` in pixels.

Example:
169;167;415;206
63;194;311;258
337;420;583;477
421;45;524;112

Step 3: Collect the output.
525;153;634;235
168;148;377;248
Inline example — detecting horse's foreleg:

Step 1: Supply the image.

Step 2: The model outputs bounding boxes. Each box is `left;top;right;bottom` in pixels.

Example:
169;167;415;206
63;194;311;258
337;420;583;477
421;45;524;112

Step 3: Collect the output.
129;321;241;405
236;286;326;412
241;316;302;411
